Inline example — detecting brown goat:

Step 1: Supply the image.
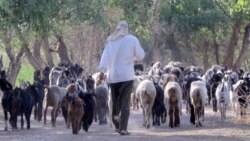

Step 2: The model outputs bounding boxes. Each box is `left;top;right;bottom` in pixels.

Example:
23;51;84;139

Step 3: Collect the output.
168;87;180;128
62;83;79;125
164;81;182;128
67;95;84;134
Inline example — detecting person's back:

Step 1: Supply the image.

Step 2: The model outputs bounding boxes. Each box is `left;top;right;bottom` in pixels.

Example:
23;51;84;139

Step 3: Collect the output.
101;34;144;83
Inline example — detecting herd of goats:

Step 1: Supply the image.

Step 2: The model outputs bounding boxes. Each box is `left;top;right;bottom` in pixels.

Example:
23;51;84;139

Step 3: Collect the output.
0;61;250;134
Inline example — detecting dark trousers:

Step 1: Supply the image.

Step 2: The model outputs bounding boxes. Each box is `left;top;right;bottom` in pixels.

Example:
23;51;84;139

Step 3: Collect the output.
109;80;134;131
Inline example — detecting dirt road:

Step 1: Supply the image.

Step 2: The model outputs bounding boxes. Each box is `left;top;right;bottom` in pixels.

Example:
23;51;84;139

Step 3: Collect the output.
0;105;250;141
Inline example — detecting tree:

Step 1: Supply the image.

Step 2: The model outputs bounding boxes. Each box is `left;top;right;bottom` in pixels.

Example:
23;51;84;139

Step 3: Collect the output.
215;0;250;69
159;0;227;65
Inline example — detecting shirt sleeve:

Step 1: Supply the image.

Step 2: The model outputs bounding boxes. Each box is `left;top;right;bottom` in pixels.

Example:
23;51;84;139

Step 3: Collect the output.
134;37;145;60
98;44;109;73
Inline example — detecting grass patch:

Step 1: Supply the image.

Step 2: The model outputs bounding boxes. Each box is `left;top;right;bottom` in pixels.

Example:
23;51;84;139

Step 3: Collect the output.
1;49;35;86
15;62;34;87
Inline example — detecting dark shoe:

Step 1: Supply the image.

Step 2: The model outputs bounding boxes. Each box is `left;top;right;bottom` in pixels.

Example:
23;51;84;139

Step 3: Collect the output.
120;130;130;136
115;129;120;133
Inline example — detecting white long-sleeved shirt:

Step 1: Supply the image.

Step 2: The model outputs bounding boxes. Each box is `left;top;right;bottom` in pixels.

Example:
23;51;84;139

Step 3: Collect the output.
98;35;145;83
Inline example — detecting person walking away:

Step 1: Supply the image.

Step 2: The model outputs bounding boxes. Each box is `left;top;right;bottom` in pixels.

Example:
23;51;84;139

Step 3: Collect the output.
98;21;145;135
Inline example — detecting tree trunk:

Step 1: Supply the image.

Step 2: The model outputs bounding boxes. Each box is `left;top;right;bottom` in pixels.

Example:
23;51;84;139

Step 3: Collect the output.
144;0;163;65
54;35;73;66
42;36;54;67
233;23;250;70
33;39;42;59
184;34;196;65
168;33;182;61
0;55;3;70
223;22;241;68
246;58;250;70
24;39;44;70
4;40;24;86
212;29;220;64
7;58;22;86
203;39;210;71
14;25;44;70
2;31;24;85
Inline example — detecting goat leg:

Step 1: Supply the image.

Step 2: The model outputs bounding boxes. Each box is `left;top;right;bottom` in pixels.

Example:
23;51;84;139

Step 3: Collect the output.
4;110;8;131
44;105;48;125
21;114;24;130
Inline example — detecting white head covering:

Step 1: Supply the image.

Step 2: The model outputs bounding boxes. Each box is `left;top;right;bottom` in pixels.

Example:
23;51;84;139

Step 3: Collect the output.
107;21;129;42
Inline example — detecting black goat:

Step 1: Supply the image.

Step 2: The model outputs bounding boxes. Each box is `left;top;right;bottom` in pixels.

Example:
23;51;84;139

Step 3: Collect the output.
78;92;96;132
0;78;13;131
9;87;35;130
152;83;166;126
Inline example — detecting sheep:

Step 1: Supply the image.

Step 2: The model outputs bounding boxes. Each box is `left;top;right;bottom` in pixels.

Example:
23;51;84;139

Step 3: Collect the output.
164;81;182;128
189;81;207;127
67;95;84;134
136;80;156;128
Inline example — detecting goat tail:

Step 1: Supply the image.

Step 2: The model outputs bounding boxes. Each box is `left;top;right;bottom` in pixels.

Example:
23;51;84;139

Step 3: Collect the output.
196;89;201;98
191;88;200;98
191;88;203;108
168;87;178;104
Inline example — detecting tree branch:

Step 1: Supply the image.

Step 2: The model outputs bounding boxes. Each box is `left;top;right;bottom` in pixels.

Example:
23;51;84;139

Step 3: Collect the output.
215;0;234;22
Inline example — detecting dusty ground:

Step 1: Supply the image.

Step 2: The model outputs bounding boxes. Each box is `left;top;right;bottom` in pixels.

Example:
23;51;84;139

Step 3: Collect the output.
0;104;250;141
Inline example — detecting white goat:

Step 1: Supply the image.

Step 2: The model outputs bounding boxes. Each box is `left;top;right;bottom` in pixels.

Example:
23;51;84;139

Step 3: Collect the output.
230;80;244;115
131;76;141;110
215;77;231;122
190;81;207;127
136;80;156;128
